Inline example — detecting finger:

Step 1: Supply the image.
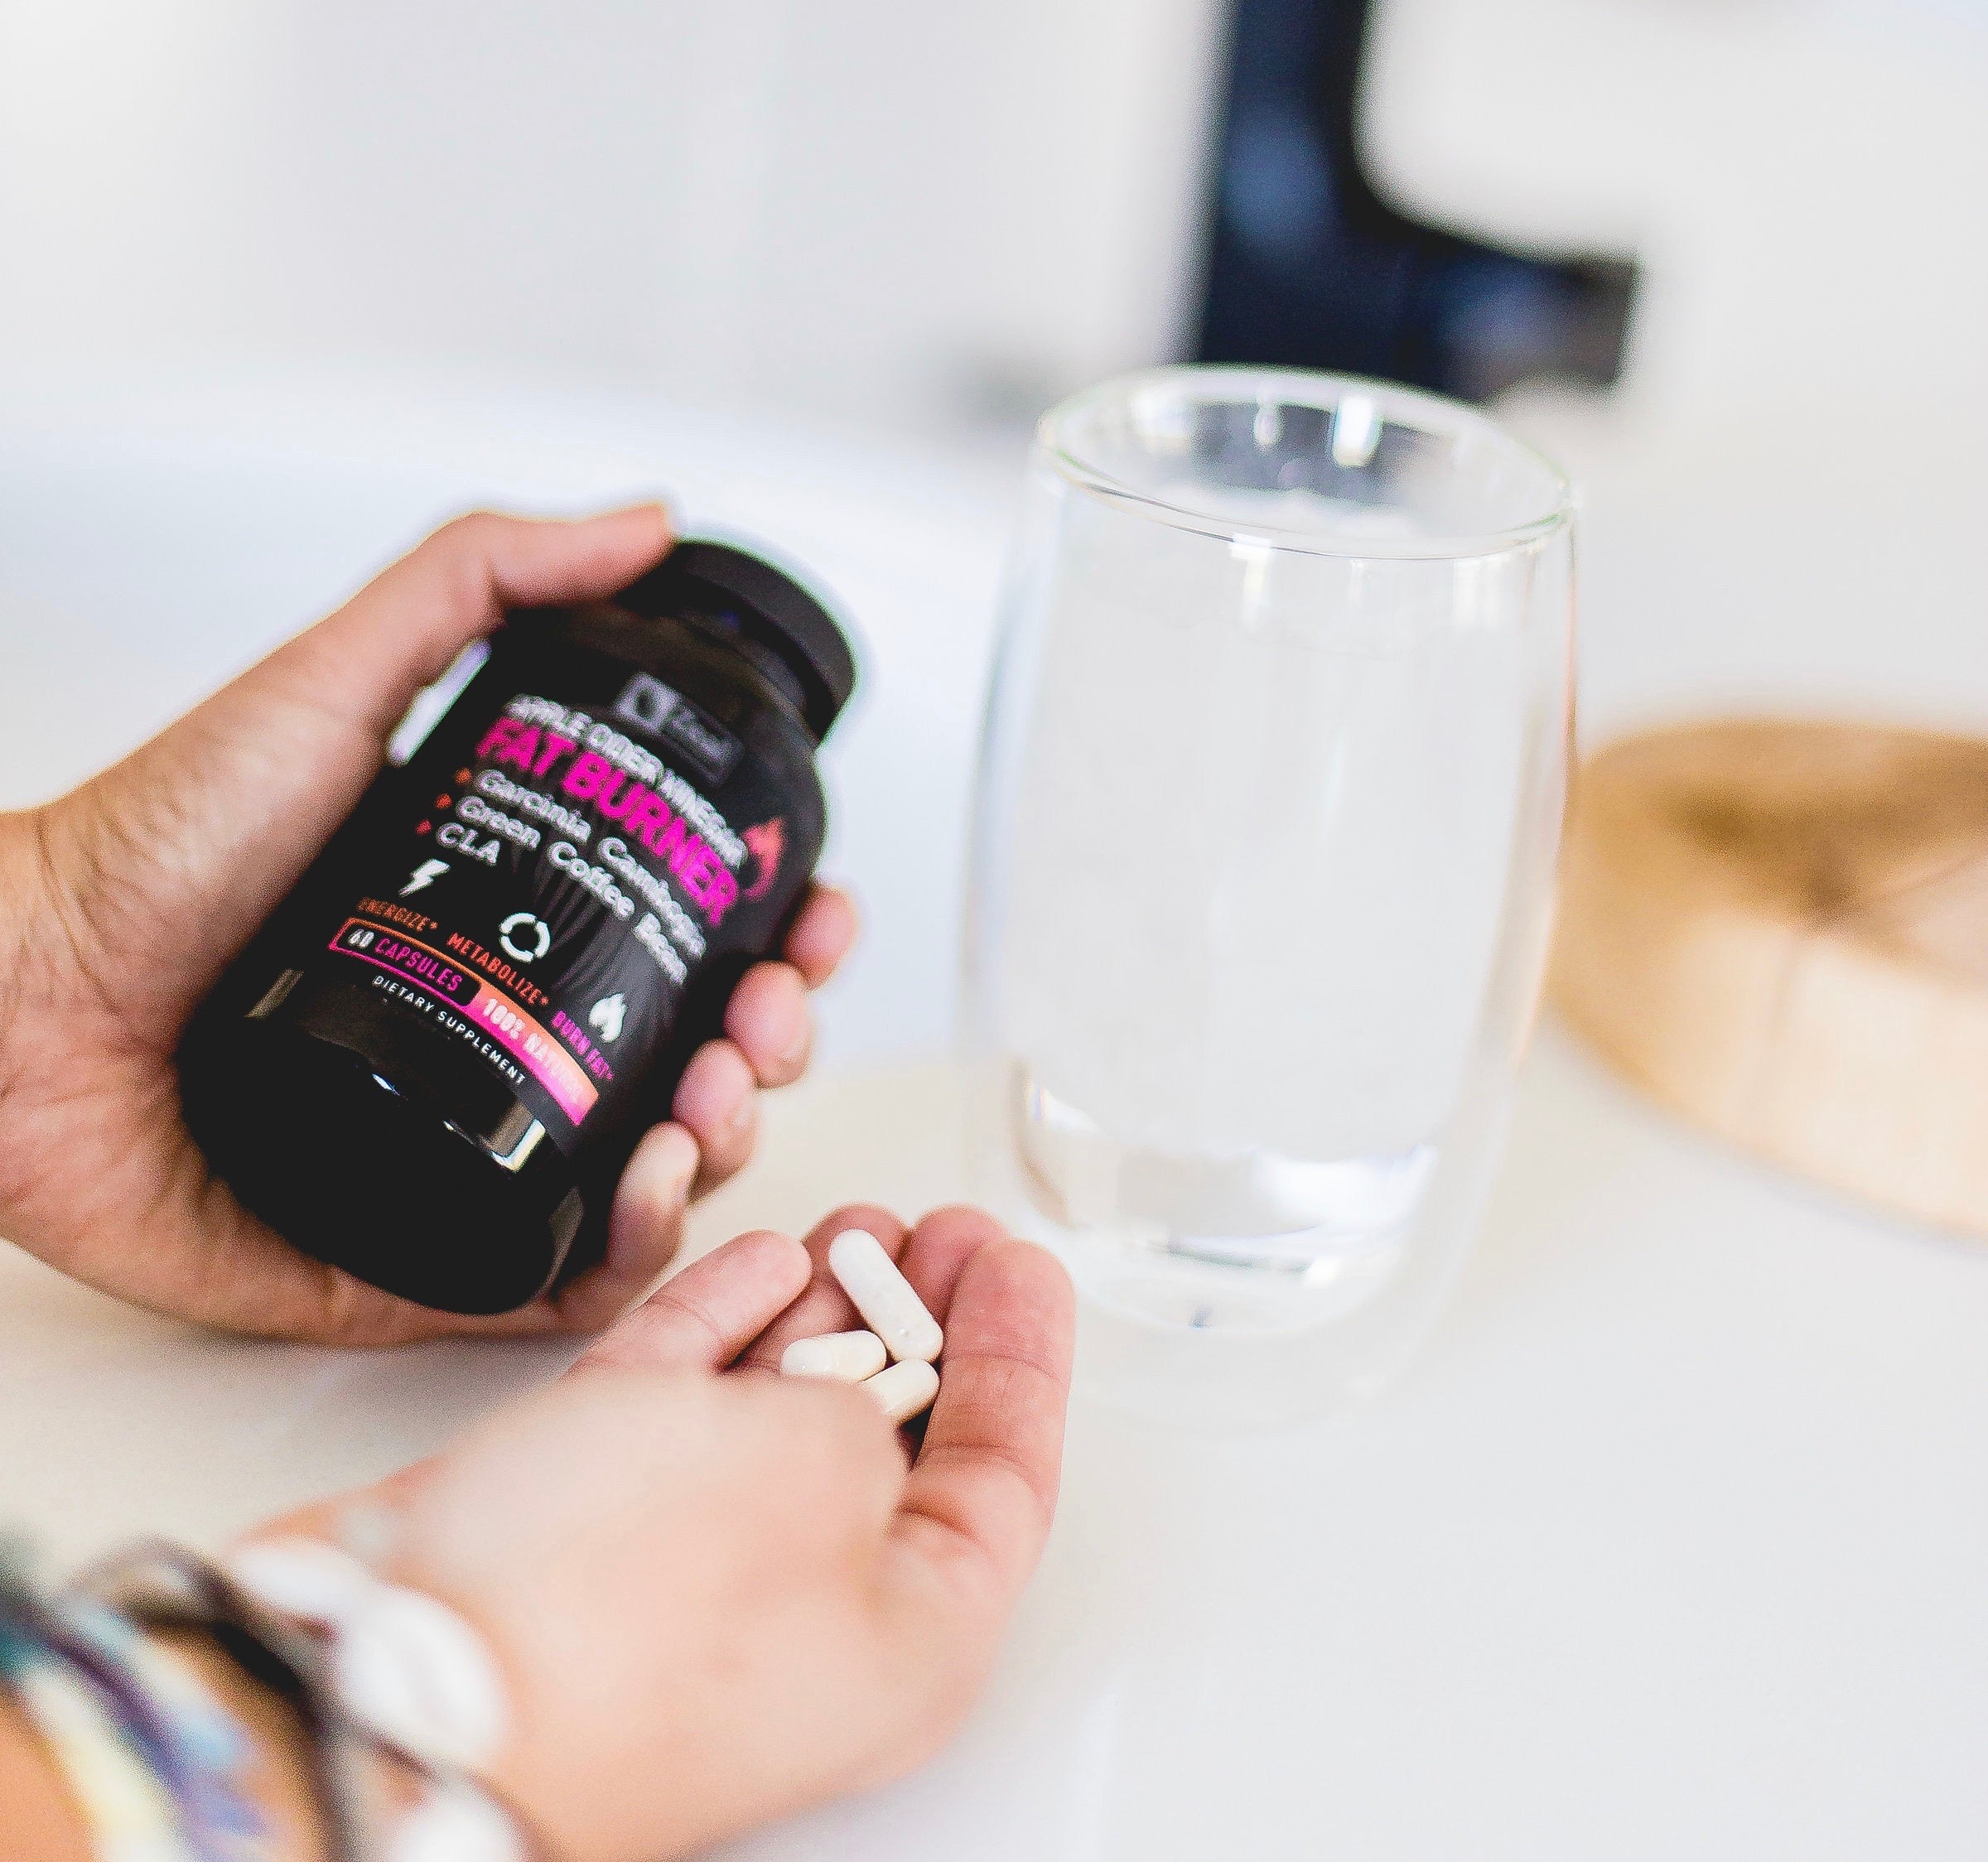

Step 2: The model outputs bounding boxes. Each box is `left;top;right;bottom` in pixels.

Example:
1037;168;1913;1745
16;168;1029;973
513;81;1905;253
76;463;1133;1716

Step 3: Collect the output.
570;1229;811;1375
88;1146;566;1347
783;885;859;989
741;1206;992;1377
739;1204;908;1372
892;1204;1007;1334
58;508;673;1007
266;505;673;739
723;962;813;1088
670;1040;759;1192
885;1240;1074;1610
536;1122;701;1332
31;1092;609;1348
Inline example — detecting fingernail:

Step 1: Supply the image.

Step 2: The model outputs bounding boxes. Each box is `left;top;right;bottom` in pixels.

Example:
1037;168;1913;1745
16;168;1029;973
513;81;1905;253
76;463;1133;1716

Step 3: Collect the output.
651;1122;699;1191
779;1020;810;1068
607;1124;699;1280
728;1093;755;1136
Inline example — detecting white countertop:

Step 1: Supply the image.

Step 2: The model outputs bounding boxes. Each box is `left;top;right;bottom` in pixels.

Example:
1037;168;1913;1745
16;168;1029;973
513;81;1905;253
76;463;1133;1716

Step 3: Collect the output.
3;376;1986;1857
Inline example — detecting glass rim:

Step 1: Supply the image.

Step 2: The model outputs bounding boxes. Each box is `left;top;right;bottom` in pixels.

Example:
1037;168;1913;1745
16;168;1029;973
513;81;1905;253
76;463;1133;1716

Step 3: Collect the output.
1036;364;1575;562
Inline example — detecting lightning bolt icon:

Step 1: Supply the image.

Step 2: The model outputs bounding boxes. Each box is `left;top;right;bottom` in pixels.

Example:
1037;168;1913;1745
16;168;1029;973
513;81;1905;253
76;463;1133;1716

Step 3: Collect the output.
399;858;450;897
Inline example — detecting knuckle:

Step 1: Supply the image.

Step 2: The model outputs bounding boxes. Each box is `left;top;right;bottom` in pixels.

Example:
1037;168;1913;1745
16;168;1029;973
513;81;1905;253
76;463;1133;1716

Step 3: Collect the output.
819;1201;902;1243
418;511;514;583
693;1038;752;1096
432;509;506;551
914;1203;1011;1250
672;1040;735;1115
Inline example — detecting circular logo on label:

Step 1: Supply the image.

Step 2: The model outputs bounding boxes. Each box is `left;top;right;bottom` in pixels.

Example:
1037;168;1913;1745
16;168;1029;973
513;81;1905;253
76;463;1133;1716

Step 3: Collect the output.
498;911;551;963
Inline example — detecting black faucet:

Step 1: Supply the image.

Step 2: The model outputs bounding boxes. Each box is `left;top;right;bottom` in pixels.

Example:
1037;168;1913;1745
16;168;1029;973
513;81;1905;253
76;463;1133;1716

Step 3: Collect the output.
1196;0;1637;400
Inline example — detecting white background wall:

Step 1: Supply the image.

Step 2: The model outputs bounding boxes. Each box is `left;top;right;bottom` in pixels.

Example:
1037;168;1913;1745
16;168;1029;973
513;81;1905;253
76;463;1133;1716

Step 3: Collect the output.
2;0;1981;443
0;0;1225;434
1366;0;1988;432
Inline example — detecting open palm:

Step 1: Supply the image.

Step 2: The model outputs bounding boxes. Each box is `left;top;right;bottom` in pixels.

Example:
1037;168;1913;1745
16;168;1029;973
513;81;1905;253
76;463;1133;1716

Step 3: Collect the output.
253;1203;1075;1862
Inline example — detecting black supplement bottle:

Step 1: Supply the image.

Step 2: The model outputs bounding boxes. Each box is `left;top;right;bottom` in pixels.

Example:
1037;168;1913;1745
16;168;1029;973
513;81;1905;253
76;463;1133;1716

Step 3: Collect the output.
180;539;855;1314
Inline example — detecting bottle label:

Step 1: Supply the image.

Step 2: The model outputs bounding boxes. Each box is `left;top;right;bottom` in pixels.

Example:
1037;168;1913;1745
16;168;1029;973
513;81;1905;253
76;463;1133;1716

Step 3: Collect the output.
286;673;809;1153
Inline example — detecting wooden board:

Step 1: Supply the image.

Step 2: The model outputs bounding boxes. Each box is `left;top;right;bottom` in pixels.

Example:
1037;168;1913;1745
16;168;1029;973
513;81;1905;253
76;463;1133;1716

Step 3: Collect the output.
1550;718;1988;1237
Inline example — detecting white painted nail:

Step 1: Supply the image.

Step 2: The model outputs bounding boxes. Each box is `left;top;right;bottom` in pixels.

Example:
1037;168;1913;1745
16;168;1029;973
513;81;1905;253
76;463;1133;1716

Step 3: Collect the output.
828;1228;943;1363
861;1358;940;1425
780;1330;888;1382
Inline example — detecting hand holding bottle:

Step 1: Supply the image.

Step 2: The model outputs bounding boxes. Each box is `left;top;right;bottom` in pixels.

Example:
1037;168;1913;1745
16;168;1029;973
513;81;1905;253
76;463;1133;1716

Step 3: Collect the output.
0;509;856;1342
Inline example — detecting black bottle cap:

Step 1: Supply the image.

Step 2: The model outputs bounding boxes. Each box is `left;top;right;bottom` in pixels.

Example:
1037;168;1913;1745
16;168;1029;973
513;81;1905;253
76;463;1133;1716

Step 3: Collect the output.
622;539;856;741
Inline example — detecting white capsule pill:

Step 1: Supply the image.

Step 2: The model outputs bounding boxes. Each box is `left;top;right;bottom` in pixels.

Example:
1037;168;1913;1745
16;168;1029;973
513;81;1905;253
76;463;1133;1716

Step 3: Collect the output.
828;1228;943;1363
861;1358;940;1425
780;1329;888;1382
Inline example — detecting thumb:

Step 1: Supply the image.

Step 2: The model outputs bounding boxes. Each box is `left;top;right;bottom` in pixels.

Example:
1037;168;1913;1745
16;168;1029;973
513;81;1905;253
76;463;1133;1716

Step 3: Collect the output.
266;505;674;743
46;506;671;1018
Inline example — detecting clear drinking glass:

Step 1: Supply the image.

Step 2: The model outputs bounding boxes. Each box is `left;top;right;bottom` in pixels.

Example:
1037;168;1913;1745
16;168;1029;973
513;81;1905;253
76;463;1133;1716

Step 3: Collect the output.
966;366;1574;1426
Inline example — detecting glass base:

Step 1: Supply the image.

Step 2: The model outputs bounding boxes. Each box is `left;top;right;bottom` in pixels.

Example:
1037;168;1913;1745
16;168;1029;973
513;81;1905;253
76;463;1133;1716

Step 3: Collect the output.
969;1063;1513;1430
1015;1069;1435;1270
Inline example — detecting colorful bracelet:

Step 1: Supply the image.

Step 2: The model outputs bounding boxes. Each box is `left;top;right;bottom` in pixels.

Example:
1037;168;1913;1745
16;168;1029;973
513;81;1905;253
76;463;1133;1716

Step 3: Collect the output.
0;1545;264;1861
2;1540;532;1862
91;1541;528;1862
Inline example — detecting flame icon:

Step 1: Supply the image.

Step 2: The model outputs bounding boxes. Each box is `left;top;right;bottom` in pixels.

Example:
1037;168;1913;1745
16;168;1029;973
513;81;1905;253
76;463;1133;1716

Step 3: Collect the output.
741;818;785;901
588;993;627;1043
